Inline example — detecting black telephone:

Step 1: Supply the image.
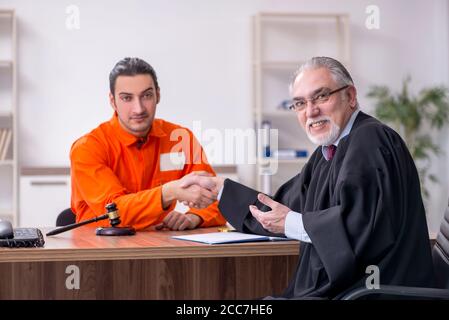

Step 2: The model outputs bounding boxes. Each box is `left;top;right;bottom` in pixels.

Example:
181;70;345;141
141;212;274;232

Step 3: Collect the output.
0;220;45;248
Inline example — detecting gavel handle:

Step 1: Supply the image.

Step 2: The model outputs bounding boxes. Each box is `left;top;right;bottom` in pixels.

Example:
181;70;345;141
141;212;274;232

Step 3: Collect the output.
46;213;109;236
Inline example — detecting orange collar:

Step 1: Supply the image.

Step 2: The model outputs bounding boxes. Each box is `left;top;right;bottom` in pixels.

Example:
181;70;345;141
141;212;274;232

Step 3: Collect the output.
110;114;167;147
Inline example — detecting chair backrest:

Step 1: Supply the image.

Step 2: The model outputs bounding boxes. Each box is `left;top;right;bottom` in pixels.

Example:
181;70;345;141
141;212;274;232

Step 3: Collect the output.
432;200;449;289
56;208;76;226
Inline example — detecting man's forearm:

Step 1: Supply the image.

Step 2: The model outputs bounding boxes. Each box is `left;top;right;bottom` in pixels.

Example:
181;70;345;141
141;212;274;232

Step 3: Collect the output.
161;181;177;209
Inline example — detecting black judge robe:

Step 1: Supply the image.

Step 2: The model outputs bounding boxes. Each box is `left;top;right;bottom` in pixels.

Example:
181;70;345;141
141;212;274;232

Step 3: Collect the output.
218;111;435;299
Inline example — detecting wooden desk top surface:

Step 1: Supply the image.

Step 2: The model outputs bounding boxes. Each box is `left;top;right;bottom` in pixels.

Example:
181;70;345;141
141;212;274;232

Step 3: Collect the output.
0;226;300;263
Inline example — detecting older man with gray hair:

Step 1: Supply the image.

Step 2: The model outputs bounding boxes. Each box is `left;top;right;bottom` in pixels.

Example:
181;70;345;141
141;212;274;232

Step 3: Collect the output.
183;56;435;299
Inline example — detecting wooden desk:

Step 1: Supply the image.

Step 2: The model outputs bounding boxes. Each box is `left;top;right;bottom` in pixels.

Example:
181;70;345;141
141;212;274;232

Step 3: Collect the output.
0;226;299;299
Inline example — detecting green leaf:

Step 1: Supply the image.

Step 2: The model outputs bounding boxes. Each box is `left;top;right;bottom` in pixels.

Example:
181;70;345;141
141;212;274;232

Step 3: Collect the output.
367;77;449;201
418;86;449;129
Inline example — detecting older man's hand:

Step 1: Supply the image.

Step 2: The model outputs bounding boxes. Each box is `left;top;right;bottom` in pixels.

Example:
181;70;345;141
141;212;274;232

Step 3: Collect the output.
249;193;290;234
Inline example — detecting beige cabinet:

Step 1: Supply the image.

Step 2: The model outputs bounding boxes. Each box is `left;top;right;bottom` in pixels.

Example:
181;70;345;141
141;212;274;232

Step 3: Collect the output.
20;175;71;228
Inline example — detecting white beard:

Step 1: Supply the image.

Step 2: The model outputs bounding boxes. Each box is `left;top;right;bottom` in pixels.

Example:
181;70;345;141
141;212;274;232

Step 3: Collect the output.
306;116;341;146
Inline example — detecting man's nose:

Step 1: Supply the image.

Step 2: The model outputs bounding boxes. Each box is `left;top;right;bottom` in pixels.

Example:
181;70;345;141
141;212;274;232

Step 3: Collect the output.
305;101;319;118
132;98;146;113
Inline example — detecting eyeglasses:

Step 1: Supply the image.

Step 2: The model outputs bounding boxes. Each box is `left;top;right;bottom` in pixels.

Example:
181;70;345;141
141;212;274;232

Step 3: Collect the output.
288;85;349;112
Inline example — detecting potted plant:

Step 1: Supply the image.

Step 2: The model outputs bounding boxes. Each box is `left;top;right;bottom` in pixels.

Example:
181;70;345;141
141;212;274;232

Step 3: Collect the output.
367;76;449;199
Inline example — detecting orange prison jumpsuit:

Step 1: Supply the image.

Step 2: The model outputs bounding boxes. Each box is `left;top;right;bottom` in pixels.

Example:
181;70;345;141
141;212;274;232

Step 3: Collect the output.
70;114;226;230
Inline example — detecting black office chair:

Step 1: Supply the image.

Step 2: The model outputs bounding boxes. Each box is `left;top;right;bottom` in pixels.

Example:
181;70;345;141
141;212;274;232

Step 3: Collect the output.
341;198;449;300
56;208;76;226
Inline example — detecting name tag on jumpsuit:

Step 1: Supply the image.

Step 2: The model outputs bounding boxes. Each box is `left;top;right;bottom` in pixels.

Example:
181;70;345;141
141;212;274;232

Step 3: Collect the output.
160;152;186;171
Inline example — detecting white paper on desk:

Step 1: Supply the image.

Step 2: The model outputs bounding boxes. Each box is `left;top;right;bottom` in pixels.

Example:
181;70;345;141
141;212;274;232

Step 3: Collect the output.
171;232;289;245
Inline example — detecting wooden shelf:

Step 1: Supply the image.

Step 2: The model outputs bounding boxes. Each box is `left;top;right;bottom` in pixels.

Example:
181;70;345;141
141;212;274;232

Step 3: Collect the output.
0;11;14;19
277;158;308;164
258;157;308;165
0;209;13;217
0;111;13;117
0;60;13;68
260;61;303;70
261;110;294;118
259;12;349;20
0;160;13;166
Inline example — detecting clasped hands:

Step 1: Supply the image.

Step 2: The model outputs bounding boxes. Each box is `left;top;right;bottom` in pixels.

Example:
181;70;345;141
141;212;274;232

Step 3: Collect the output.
158;171;224;231
162;171;223;209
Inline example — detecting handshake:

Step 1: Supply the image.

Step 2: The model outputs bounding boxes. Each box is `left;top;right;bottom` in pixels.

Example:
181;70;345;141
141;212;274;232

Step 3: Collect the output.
161;171;225;210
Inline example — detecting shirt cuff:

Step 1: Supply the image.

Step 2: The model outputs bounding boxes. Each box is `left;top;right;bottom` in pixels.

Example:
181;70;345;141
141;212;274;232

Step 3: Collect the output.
285;210;312;243
217;185;224;201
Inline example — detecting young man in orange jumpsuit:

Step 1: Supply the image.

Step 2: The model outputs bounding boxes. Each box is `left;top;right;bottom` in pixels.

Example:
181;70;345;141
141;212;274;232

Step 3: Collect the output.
70;57;226;231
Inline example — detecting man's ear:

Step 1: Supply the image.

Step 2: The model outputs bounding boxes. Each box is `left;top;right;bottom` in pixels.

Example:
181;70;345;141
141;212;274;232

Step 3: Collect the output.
347;86;357;109
109;92;117;112
156;88;161;104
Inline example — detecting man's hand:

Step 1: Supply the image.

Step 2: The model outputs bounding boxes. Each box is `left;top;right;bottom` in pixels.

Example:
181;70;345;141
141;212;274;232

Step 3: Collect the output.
179;172;224;193
249;193;290;234
155;211;203;231
179;173;225;207
161;171;219;209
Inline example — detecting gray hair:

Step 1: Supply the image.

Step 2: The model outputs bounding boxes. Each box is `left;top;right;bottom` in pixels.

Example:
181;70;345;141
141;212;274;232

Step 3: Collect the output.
290;56;354;92
289;56;358;108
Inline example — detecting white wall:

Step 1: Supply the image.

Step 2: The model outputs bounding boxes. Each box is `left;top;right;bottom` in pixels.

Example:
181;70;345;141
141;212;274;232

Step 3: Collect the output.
0;0;448;233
